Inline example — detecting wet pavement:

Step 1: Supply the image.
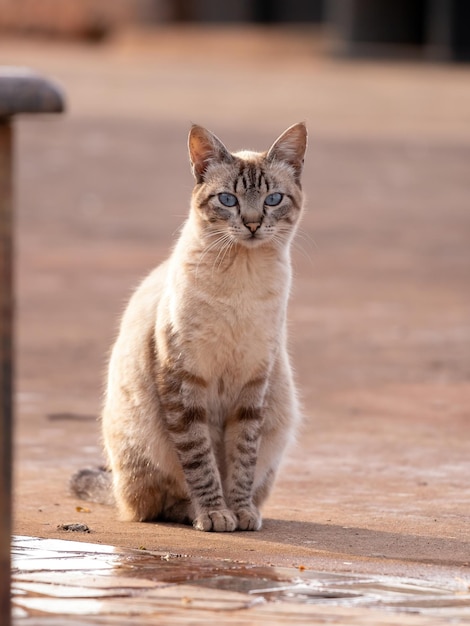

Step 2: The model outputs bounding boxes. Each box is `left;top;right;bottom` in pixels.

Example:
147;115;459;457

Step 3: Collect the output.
12;536;470;625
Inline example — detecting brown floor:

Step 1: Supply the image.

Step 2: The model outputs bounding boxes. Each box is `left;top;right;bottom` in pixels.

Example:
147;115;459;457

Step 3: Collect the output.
3;28;470;590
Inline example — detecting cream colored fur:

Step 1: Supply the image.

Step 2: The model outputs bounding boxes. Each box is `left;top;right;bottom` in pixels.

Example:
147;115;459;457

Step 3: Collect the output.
72;123;307;532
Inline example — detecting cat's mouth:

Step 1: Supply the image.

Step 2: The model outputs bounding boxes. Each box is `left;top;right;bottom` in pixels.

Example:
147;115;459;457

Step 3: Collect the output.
238;232;268;248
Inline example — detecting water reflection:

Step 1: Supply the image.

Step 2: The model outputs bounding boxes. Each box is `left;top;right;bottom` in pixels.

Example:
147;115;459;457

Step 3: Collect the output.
12;536;470;623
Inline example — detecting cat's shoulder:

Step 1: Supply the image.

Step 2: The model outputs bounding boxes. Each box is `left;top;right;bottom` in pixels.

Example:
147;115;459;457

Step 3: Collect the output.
121;259;170;324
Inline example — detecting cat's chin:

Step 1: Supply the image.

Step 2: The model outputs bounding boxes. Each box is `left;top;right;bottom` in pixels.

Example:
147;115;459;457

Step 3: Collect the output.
237;235;271;250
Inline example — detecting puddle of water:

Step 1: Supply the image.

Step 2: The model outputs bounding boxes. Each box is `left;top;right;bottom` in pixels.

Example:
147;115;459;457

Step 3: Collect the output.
11;535;470;625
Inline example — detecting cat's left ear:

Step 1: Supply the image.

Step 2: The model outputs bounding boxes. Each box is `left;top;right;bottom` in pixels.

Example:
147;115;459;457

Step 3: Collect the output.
267;122;307;184
188;125;233;184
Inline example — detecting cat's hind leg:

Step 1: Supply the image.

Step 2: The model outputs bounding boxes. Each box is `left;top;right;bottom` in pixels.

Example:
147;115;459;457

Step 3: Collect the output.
113;459;196;524
253;467;276;509
161;498;194;525
251;360;300;511
111;461;167;522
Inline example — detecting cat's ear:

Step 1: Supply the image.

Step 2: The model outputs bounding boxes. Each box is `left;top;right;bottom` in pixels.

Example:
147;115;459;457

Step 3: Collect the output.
266;122;307;184
188;125;233;183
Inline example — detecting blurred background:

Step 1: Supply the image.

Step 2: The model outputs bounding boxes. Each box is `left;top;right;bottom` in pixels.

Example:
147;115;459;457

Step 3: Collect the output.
2;0;469;549
1;0;470;60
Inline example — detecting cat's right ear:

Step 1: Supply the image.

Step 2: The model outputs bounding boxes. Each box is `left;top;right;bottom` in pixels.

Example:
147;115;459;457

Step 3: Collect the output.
188;125;233;183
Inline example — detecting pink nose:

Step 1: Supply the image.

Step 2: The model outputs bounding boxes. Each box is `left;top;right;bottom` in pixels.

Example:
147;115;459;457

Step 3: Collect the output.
245;222;261;233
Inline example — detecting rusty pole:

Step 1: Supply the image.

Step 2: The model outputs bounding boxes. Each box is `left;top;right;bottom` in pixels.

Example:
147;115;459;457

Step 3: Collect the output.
0;68;64;626
0;114;13;625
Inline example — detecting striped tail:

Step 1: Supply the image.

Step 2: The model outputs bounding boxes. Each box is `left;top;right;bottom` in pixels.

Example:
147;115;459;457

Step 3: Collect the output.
69;467;115;506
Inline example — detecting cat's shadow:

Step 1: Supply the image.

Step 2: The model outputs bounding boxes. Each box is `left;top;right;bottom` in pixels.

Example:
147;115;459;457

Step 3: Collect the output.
252;518;470;567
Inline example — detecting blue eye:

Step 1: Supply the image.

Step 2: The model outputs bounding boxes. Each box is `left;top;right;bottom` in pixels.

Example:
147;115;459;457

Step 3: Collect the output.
218;193;238;207
265;192;283;207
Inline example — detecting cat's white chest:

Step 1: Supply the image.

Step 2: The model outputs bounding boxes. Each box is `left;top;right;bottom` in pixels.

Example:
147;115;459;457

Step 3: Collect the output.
169;254;289;386
193;285;281;377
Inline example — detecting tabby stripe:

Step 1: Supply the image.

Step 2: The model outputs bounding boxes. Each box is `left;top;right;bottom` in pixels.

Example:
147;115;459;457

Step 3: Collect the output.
165;406;207;433
193;488;221;505
200;494;223;508
243;375;267;389
179;370;208;388
248;165;257;188
158;375;180;395
236;406;262;421
237;453;256;469
192;487;219;501
233;476;252;491
233;162;244;193
230;487;250;500
181;449;212;471
236;442;257;455
189;468;219;488
174;437;206;453
264;172;271;192
230;495;251;506
159;368;207;392
163;400;185;414
182;458;206;472
185;462;221;484
235;456;257;469
234;454;257;468
192;484;223;507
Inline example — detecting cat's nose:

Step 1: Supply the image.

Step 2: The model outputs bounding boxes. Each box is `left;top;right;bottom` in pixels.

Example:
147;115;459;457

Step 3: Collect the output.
244;221;261;233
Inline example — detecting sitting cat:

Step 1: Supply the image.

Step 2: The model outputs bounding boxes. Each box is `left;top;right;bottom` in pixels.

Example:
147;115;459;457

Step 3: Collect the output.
71;122;307;532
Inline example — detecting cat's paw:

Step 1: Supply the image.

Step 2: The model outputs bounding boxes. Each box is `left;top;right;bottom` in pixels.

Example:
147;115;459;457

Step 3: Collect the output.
193;509;237;532
235;505;262;531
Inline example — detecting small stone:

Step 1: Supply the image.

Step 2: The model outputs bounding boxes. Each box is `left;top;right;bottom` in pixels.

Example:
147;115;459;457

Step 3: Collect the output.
57;523;90;533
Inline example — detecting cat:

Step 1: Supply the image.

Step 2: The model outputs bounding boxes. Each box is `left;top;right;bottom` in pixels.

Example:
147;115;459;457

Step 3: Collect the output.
71;122;307;532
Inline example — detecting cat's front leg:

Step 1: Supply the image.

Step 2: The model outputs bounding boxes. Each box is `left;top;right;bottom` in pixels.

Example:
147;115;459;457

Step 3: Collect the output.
166;405;237;532
224;378;267;531
158;368;237;532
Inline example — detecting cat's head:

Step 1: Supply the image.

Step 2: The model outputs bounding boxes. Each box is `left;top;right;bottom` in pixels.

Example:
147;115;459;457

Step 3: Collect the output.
188;123;307;250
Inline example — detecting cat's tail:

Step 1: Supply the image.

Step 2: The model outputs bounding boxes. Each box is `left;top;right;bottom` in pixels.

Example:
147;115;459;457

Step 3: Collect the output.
69;467;115;506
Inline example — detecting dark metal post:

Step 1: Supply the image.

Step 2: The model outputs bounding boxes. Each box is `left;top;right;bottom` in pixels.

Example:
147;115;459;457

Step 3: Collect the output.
0;114;13;626
0;68;65;626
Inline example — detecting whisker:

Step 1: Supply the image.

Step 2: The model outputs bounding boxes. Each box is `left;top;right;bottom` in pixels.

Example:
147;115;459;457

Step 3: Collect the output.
294;228;317;266
219;238;235;271
292;240;314;267
195;230;228;281
171;221;187;238
270;233;288;255
212;234;234;276
296;228;318;251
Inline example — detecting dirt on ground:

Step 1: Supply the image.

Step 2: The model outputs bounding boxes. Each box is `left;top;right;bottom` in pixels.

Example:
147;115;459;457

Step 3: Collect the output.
3;28;470;583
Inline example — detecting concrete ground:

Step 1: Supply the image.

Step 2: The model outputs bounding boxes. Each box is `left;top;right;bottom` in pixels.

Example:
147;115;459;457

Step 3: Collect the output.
2;26;470;613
